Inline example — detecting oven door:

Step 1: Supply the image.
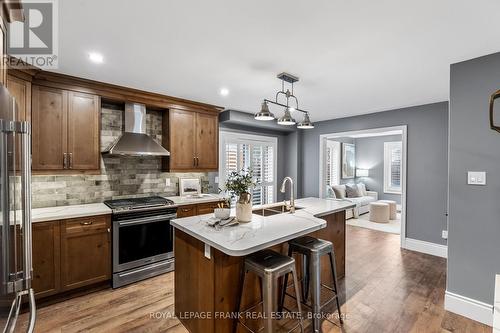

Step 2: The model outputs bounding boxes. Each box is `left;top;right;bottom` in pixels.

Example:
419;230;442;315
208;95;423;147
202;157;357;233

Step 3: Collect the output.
113;211;176;273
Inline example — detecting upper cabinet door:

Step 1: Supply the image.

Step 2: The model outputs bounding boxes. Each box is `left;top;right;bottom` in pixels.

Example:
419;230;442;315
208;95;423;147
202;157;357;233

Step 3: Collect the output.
67;91;100;170
195;112;218;170
32;85;68;170
7;75;31;170
6;75;31;122
169;109;196;170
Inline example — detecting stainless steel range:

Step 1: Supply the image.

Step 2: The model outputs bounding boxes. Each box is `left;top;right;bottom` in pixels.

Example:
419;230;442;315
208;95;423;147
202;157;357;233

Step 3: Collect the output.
104;196;176;288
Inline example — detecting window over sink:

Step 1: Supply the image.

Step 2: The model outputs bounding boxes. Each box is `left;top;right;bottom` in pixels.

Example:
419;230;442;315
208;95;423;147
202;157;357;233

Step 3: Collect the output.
219;131;277;205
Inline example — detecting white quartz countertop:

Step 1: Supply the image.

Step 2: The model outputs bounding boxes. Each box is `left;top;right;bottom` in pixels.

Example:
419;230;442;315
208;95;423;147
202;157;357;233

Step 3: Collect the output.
170;197;355;256
164;194;224;206
29;194;224;223
32;203;112;223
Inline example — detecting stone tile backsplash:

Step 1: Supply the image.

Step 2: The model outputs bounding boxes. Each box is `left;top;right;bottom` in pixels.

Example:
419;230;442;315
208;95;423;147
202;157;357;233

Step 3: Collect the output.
31;107;211;208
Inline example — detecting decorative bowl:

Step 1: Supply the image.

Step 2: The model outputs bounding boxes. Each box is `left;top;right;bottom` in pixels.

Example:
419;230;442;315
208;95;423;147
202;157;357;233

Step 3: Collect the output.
214;208;231;220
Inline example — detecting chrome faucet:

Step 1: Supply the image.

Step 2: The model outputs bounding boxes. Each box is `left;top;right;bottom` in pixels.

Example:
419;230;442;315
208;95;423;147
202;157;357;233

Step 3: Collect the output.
280;177;295;213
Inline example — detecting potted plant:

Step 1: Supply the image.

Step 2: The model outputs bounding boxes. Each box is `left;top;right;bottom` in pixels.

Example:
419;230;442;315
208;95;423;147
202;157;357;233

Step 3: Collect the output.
223;168;258;222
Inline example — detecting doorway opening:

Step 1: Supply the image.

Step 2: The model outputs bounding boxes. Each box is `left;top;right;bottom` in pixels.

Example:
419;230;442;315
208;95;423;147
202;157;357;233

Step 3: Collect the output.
319;126;407;247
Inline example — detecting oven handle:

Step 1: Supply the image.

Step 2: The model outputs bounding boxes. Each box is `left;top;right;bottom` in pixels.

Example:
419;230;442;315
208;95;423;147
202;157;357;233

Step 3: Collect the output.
117;214;177;227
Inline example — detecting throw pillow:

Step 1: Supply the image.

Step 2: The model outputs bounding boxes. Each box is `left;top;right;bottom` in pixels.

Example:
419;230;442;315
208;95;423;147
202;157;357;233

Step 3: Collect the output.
326;186;337;199
357;183;367;196
346;184;361;198
332;185;346;199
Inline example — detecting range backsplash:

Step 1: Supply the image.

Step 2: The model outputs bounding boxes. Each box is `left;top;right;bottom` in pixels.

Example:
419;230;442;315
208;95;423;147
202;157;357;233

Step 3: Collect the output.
31;107;211;208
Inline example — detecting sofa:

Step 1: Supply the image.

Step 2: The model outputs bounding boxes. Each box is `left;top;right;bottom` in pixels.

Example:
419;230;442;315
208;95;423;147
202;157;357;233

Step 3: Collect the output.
326;183;378;219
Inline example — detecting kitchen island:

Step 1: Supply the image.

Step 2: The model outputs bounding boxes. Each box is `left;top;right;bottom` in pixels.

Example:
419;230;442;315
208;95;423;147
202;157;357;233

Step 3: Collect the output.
171;197;355;333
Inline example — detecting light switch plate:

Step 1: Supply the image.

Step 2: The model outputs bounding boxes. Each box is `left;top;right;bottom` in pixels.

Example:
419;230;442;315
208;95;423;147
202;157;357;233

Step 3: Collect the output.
467;171;486;185
165;178;171;186
215;176;219;184
442;230;448;239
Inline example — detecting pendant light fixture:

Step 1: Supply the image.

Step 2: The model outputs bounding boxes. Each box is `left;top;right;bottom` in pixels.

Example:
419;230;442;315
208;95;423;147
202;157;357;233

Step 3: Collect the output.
255;72;314;129
254;101;275;120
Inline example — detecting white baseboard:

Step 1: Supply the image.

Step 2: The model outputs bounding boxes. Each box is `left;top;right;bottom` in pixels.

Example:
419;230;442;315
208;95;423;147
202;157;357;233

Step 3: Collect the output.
445;290;493;326
403;238;447;258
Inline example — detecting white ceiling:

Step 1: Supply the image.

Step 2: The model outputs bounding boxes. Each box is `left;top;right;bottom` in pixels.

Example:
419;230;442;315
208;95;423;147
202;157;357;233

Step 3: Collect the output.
53;0;500;122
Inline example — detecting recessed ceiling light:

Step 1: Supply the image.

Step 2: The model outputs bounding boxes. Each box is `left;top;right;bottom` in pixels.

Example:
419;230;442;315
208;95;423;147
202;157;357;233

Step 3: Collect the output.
88;52;104;64
219;88;229;96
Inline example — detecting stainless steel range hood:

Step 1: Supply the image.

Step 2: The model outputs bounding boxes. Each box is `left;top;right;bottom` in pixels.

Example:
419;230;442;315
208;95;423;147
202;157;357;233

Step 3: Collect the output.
102;103;170;156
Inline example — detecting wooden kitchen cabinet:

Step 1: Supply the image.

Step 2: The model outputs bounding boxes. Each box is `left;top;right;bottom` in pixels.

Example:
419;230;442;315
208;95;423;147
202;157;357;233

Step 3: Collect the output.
60;215;111;291
165;109;218;172
31;215;111;299
176;204;198;218
31;85;100;171
196;202;221;215
195;112;218;169
176;201;226;217
32;222;61;298
168;109;197;170
6;74;31;170
6;75;31;122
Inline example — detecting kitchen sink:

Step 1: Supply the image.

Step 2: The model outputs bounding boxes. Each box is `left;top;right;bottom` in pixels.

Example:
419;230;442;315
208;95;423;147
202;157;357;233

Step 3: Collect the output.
252;204;304;217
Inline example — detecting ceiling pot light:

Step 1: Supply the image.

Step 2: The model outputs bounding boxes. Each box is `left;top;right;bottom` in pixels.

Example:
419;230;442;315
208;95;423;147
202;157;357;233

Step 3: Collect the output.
254;101;275;121
277;107;296;126
297;113;314;129
88;52;104;63
219;88;229;96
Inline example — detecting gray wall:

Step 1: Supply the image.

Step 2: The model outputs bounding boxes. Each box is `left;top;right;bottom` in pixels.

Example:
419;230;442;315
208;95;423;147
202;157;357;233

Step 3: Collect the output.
447;52;500;304
300;102;449;245
355;134;402;204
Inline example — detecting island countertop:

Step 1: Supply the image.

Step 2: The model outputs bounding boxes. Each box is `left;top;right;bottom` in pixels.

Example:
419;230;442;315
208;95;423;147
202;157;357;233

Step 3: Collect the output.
170;197;355;256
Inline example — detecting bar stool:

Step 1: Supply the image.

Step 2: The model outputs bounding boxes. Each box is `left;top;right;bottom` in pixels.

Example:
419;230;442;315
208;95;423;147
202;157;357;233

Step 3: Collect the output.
280;236;343;332
235;249;303;333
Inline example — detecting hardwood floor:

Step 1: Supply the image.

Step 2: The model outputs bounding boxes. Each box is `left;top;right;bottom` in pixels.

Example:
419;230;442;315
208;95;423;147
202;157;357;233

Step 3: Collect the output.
16;225;491;333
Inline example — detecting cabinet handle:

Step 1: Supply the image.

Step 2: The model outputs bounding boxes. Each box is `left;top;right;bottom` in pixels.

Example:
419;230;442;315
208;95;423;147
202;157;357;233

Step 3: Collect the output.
193;157;196;167
69;152;73;169
63;153;68;169
80;221;93;226
182;208;190;212
195;157;199;167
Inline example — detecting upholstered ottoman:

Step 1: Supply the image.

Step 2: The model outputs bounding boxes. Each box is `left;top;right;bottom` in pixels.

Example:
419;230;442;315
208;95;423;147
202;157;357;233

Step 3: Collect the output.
378;200;397;219
369;202;390;223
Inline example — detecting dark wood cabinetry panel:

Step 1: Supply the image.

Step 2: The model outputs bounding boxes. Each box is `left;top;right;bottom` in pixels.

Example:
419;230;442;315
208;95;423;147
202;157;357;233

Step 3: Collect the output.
196;202;220;215
195;112;218;170
32;85;100;172
176;204;198;218
67;91;100;170
6;75;31;170
60;215;111;291
31;215;111;300
6;74;31;121
32;221;61;298
31;85;67;170
166;109;219;172
169;109;197;170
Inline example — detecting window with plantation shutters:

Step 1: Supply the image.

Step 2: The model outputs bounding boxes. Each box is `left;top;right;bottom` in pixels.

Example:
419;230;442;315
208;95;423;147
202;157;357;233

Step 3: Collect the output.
219;132;277;205
324;140;340;189
384;141;402;194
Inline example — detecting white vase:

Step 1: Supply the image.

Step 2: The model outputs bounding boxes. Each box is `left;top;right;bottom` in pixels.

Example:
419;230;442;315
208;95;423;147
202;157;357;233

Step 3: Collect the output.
236;192;252;222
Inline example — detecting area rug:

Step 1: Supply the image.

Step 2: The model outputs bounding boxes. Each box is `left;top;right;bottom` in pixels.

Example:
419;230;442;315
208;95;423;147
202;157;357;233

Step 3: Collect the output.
346;213;401;234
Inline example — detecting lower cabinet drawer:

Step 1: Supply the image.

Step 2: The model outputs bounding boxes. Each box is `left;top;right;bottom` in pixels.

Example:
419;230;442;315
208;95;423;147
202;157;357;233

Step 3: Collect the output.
63;215;108;235
177;205;198;218
197;202;220;215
